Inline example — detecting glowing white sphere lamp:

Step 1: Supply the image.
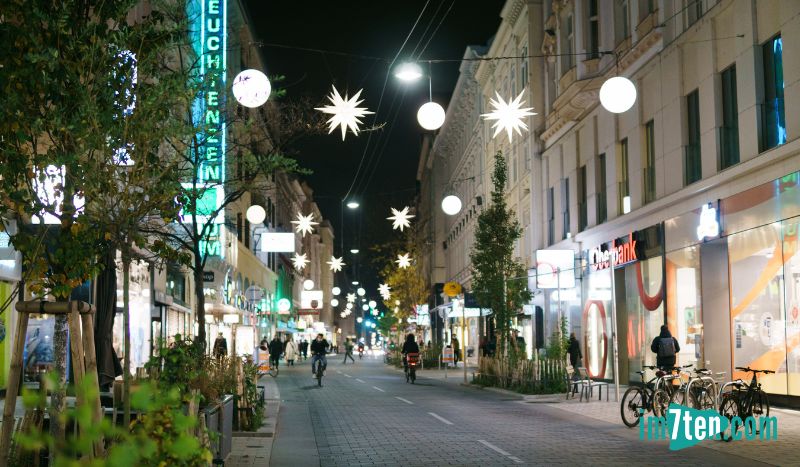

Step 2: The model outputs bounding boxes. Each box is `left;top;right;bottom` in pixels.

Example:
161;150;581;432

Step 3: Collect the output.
357;287;366;296
394;62;423;82
303;279;314;291
599;76;637;114
331;298;339;307
332;287;341;296
346;302;353;310
245;205;266;224
417;102;446;130
368;300;377;309
395;300;400;306
362;304;369;311
441;195;462;216
232;69;271;108
357;317;363;323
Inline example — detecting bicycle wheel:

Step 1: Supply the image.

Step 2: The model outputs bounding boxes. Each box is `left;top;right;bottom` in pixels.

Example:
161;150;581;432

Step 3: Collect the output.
669;385;687;407
620;387;645;427
691;386;716;411
411;368;416;384
753;390;770;427
653;389;671;417
719;393;739;442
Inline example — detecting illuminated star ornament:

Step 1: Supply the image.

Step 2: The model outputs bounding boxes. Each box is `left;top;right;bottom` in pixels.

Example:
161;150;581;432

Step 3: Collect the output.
327;256;345;272
378;283;391;300
396;253;412;269
387;206;415;231
291;212;318;237
315;85;374;141
481;91;537;142
291;253;309;271
346;293;356;303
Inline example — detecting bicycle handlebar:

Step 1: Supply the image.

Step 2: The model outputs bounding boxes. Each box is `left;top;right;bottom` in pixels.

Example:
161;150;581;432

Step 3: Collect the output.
735;366;775;374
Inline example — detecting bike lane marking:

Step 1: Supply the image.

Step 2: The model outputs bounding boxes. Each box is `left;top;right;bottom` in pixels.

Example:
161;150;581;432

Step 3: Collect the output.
343;374;352;378
355;378;366;383
395;397;413;405
478;440;524;464
372;386;385;392
428;412;453;425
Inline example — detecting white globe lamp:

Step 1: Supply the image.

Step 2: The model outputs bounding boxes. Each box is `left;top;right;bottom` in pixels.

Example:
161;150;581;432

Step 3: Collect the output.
245;205;266;224
417;102;446;130
362;304;369;311
232;69;271;108
357;287;366;296
303;279;314;291
357;317;363;323
368;300;377;309
441;195;462;216
332;287;341;296
346;303;353;310
599;76;637;114
331;298;339;307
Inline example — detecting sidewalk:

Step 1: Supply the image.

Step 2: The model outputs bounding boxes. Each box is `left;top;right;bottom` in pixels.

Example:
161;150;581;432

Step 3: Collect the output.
227;375;281;467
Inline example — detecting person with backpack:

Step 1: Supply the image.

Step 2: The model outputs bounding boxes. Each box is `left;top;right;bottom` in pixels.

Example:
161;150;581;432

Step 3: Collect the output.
650;325;680;370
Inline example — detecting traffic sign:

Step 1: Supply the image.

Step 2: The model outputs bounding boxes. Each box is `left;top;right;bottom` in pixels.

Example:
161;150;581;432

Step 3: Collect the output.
442;347;454;363
443;281;462;297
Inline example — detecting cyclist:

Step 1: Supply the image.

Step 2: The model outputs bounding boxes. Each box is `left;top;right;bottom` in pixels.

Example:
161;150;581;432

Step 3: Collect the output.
357;340;365;359
650;324;680;370
401;333;420;372
268;335;284;370
310;333;330;377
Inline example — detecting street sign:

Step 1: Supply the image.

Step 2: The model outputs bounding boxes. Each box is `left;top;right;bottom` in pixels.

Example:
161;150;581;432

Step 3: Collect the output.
442;347;454;363
443;281;462;297
245;285;263;302
203;271;215;282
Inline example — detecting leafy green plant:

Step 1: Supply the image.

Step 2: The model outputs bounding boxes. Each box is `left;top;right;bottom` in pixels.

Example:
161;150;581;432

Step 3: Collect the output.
145;335;203;397
238;358;265;431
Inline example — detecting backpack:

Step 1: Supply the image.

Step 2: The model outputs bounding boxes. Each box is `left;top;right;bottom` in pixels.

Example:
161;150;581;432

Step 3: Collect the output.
657;337;676;358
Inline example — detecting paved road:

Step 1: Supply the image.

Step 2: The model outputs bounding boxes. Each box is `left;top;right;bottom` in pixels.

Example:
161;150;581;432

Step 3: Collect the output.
269;355;769;466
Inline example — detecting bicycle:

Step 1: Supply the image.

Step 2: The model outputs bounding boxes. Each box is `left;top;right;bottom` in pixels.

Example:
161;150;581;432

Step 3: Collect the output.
620;364;690;427
404;352;419;384
312;355;326;387
652;364;693;418
718;366;773;441
670;368;723;410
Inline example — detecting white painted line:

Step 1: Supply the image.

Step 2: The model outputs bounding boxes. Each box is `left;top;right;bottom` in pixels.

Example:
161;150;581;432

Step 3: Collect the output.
356;378;365;383
478;440;511;456
508;456;524;464
343;374;352;378
395;397;414;405
372;386;385;392
428;412;453;425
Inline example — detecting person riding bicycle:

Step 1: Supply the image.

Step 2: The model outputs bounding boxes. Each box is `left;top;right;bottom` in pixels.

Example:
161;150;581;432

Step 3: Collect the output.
268;335;284;369
357;341;365;356
650;325;680;370
310;333;330;376
401;333;420;370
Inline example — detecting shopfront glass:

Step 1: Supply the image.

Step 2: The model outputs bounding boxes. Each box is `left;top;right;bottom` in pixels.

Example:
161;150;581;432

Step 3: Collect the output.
582;267;614;380
623;256;664;383
666;247;703;367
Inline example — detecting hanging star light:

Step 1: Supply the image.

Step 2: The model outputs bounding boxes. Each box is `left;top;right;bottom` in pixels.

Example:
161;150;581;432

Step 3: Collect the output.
291;252;309;271
291;212;318;237
378;283;391;300
387;206;415;231
315;85;374;141
327;256;345;272
346;293;356;303
396;253;412;269
480;91;537;142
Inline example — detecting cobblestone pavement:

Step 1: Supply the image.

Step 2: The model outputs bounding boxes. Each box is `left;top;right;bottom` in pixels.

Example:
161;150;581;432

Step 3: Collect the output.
268;355;788;466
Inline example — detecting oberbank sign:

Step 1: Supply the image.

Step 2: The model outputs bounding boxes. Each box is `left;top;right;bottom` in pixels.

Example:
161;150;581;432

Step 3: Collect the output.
589;232;638;271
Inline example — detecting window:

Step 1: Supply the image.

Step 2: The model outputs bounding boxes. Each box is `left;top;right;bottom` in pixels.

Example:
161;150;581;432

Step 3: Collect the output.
615;0;630;44
578;165;588;231
760;34;786;152
685;90;702;185
562;178;570;239
547;187;555;245
244;218;251;250
688;0;704;26
596;153;607;223
524;142;531;171
510;65;517;96
643;119;656;203
520;46;529;89
639;0;655;21
618;138;630;214
562;14;574;73
236;212;243;242
588;0;599;59
511;148;518;183
720;65;740;169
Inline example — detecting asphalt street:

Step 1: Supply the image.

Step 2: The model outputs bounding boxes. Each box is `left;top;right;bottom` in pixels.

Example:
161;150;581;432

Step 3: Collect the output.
268;354;768;466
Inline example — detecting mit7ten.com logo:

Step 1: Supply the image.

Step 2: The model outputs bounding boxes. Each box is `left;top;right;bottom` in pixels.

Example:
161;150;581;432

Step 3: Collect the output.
640;403;778;450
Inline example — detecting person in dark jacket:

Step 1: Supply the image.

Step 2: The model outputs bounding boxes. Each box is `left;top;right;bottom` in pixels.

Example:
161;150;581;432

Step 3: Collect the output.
269;336;284;369
567;333;582;368
401;334;420;370
650;325;680;369
310;333;330;375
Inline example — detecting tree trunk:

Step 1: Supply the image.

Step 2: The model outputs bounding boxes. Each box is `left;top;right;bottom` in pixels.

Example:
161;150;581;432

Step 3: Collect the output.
122;249;131;426
193;261;206;352
50;313;68;449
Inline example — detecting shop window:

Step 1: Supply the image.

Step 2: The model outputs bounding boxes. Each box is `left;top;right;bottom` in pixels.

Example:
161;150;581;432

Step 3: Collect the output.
782;218;800;396
596;153;608;224
166;269;186;304
582;268;614;380
760;34;786;152
720;65;740;169
643;119;656;202
666;247;703;368
623;256;665;383
685;90;702;185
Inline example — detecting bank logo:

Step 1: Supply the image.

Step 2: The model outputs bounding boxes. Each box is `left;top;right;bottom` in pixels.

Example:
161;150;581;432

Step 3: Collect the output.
639;403;778;450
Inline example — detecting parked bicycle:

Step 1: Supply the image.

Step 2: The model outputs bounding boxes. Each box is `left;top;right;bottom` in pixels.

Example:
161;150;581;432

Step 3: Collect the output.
620;364;689;427
718;366;773;441
670;368;723;410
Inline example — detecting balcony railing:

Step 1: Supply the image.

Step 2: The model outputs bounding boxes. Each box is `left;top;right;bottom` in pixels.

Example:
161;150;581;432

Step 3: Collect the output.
643;165;656;204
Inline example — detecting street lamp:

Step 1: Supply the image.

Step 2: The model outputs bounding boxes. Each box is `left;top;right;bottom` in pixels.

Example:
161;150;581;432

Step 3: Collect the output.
394;62;423;82
441;195;462;215
346;201;360;209
350;248;360;254
357;287;366;296
303;279;314;291
599;76;637;113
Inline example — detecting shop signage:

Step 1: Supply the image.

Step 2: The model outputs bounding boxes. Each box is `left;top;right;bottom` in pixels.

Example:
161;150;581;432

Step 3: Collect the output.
443;281;462;297
300;290;323;309
535;249;575;289
276;298;291;314
589;232;638;271
203;271;215;282
260;232;295;253
696;203;719;241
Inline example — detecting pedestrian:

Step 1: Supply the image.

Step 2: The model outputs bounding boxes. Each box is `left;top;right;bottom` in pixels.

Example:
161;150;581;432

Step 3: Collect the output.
651;324;680;370
269;335;284;370
213;332;228;359
567;332;582;369
284;336;298;366
452;336;460;366
301;339;309;359
343;338;355;364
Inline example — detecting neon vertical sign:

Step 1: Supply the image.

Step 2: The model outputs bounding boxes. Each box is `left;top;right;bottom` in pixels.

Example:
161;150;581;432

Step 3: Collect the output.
188;0;227;258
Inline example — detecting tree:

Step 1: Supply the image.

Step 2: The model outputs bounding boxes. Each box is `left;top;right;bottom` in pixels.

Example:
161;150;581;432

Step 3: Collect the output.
470;151;532;361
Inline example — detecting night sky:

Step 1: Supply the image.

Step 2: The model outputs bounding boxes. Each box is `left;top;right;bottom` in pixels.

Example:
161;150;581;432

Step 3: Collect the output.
244;1;504;287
